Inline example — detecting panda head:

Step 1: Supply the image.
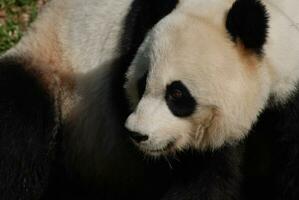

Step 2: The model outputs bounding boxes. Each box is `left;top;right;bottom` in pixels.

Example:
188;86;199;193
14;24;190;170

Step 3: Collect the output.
125;0;270;156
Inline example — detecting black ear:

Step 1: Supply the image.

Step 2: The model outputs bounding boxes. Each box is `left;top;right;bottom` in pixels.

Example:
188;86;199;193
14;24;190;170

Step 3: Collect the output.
226;0;269;54
121;0;179;60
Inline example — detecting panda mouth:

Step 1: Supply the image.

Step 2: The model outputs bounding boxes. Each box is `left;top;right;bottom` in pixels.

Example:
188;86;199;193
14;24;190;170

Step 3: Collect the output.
143;140;176;155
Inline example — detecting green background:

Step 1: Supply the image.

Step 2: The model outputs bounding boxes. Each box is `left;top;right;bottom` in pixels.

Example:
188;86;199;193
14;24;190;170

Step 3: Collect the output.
0;0;45;54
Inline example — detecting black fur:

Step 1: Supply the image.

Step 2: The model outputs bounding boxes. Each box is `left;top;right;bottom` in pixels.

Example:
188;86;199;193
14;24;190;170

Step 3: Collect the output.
243;89;299;200
226;0;269;54
121;0;179;61
0;58;58;200
165;81;197;117
162;145;243;200
137;71;148;99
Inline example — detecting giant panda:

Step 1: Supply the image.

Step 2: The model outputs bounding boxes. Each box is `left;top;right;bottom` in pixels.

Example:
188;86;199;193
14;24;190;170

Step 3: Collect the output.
123;0;299;200
119;0;299;199
1;0;299;200
0;0;242;199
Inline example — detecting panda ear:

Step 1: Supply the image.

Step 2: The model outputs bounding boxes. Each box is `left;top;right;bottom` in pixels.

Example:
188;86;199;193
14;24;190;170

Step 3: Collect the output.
226;0;269;54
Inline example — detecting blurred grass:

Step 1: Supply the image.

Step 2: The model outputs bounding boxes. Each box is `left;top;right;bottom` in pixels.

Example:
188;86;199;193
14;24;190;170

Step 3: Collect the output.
0;0;47;54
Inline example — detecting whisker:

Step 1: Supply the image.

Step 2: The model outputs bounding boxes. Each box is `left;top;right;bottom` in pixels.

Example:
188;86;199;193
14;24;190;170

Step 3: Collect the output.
164;155;173;170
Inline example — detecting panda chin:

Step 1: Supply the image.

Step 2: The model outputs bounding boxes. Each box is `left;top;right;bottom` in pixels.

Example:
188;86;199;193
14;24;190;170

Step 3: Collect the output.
138;140;177;157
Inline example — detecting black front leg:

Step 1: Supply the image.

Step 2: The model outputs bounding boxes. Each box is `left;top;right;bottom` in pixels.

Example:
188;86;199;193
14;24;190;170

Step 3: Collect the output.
274;132;299;200
161;145;243;200
243;93;299;200
0;57;59;200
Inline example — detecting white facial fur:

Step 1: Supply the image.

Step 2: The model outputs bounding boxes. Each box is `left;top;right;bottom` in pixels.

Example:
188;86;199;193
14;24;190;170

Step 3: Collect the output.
125;0;271;156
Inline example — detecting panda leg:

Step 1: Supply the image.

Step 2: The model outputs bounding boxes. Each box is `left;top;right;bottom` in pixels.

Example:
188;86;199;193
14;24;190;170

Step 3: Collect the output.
273;136;299;200
0;57;59;200
161;145;243;200
244;97;299;200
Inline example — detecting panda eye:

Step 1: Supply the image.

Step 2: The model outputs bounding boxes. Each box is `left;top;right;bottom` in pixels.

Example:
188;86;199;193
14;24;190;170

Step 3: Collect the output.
166;81;188;102
165;81;197;117
169;89;183;100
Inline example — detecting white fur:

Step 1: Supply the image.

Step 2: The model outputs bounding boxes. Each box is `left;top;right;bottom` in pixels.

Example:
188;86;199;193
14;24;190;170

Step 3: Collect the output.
15;0;132;73
125;0;299;155
264;0;299;102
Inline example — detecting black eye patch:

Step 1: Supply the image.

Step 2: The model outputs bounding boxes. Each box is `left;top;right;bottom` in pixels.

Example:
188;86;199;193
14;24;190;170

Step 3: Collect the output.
137;71;148;99
165;81;197;117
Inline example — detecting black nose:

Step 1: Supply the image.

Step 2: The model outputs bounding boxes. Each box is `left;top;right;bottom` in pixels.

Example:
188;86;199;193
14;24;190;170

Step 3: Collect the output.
129;132;149;143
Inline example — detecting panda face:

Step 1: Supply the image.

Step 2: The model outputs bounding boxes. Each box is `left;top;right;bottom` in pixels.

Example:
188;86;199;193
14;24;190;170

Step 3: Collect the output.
125;1;271;156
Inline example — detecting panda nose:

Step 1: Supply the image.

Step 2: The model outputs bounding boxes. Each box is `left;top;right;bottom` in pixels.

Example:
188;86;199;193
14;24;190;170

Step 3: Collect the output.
129;131;149;143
